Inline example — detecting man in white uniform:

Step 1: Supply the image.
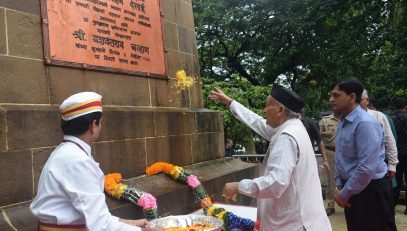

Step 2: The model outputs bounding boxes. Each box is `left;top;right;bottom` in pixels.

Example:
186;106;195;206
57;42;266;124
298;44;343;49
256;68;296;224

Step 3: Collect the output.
209;84;331;231
360;89;398;178
30;92;163;231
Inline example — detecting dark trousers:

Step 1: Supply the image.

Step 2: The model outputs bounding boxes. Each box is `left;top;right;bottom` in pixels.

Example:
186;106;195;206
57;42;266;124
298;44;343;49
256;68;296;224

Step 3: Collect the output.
344;177;397;231
394;158;407;208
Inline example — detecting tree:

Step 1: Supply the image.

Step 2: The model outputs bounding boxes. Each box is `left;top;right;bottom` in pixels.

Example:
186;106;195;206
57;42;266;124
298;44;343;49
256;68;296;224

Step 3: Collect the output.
202;74;271;153
195;0;407;148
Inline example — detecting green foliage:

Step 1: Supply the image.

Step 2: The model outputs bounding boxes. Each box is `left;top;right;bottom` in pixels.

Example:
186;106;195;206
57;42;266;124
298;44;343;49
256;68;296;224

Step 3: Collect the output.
202;74;271;150
195;0;407;148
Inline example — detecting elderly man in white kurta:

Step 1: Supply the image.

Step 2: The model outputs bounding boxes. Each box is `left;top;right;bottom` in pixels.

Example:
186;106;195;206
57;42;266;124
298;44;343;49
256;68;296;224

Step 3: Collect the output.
209;84;331;231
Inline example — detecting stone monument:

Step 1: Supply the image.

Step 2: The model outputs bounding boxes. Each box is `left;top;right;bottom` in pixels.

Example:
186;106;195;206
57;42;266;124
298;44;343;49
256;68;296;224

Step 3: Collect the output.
0;0;258;229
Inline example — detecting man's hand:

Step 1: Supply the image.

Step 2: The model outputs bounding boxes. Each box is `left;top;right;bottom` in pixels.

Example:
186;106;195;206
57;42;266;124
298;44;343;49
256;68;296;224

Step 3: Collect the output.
326;130;334;137
208;87;233;106
323;160;331;173
121;219;165;231
223;182;239;199
334;190;351;208
322;130;334;138
387;171;396;181
120;218;148;227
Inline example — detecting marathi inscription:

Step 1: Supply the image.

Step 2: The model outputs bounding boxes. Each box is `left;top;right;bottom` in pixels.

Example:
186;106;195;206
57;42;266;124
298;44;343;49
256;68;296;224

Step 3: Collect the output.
92;35;124;48
76;1;90;9
41;0;166;77
111;25;127;32
97;28;110;35
138;20;151;28
115;32;131;40
73;29;86;40
124;17;134;22
111;5;121;11
131;43;149;54
123;9;137;17
130;1;145;13
131;30;141;36
100;16;116;24
93;6;105;13
75;43;87;49
139;15;149;21
85;0;108;7
109;11;121;18
92;47;106;53
111;0;123;4
93;20;109;28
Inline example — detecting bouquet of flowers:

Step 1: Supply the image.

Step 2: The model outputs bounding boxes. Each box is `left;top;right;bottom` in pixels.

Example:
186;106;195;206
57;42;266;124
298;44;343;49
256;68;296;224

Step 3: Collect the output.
104;173;159;221
146;162;255;230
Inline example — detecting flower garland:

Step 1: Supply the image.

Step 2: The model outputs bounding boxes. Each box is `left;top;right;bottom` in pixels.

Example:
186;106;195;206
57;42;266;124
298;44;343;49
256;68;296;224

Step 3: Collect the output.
146;162;255;230
104;173;159;221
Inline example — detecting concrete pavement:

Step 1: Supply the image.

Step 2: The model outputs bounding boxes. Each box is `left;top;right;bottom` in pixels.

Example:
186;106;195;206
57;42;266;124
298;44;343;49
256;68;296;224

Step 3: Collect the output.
328;204;407;230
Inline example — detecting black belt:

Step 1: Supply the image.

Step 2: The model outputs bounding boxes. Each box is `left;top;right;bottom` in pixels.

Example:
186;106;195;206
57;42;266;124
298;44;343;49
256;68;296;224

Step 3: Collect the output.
341;176;386;188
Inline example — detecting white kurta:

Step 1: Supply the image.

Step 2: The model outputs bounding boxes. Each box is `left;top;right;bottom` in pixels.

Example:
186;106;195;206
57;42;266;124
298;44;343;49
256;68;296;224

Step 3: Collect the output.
367;109;398;172
30;135;140;231
230;101;331;231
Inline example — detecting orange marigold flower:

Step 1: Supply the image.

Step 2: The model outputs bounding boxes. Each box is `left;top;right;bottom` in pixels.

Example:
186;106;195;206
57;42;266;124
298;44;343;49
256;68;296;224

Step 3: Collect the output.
104;173;127;199
146;162;174;175
105;173;122;189
163;163;174;174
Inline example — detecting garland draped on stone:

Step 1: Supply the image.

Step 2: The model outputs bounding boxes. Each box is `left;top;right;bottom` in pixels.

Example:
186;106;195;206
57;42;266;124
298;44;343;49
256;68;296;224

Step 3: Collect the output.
104;173;159;221
146;162;255;231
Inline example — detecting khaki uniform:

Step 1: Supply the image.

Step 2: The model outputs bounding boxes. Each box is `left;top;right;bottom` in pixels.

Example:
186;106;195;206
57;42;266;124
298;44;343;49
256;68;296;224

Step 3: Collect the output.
319;114;339;208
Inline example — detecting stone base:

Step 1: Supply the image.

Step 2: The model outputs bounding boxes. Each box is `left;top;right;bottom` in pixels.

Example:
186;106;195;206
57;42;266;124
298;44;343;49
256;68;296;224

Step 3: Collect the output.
0;105;224;207
0;158;259;230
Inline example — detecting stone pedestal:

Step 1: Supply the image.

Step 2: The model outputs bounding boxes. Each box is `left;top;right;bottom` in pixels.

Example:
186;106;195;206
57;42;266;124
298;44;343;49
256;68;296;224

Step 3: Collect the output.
0;159;259;230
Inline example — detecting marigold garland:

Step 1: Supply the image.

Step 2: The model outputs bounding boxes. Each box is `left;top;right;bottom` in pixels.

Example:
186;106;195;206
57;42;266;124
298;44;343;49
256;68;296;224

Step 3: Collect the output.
104;173;159;221
146;162;174;175
146;162;255;231
104;173;127;199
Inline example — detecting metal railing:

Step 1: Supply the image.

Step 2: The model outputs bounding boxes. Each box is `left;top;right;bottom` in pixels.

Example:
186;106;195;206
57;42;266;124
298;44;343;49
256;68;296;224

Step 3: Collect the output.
231;153;405;201
232;154;266;163
232;153;323;162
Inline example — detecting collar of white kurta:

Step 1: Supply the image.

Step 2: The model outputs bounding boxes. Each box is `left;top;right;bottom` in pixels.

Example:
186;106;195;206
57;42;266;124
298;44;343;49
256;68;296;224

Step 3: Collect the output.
267;118;299;149
63;135;91;157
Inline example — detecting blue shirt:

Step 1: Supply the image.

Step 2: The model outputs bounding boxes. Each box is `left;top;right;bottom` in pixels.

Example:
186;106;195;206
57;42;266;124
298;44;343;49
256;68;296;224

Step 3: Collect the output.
335;106;387;200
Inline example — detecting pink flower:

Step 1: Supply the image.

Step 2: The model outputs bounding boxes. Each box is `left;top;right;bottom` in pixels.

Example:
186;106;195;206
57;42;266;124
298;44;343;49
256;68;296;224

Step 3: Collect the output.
137;193;157;209
187;175;201;188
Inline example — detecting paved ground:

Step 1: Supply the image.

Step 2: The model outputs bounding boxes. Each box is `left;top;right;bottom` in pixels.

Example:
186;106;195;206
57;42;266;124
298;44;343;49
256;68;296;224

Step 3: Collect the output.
328;203;407;230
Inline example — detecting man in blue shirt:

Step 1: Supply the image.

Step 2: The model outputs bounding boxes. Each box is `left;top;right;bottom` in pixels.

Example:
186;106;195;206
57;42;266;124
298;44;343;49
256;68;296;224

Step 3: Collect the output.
330;79;396;231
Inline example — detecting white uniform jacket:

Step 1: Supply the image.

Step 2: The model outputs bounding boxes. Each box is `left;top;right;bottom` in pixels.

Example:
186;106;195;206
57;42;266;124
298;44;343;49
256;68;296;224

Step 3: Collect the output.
230;101;331;231
30;135;140;231
367;109;398;172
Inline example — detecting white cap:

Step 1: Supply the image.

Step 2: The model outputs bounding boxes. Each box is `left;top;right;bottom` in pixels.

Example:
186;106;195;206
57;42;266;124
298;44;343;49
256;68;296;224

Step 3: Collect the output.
59;92;102;121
